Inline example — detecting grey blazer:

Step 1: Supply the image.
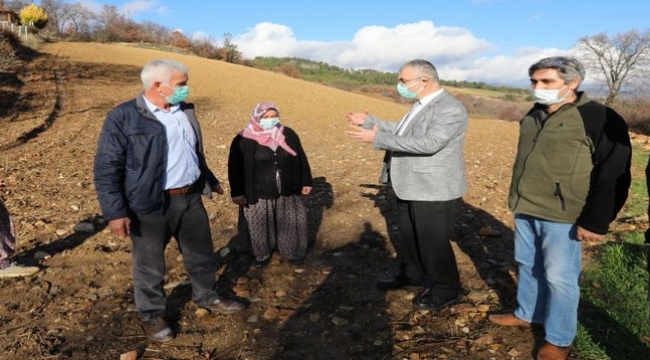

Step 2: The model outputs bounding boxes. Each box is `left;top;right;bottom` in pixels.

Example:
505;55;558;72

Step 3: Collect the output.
362;90;468;201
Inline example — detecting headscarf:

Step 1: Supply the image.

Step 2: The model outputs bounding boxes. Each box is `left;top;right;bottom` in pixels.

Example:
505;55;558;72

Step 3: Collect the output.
240;102;297;156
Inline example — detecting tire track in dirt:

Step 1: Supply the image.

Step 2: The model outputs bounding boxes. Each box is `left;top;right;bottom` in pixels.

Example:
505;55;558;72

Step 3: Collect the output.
0;51;64;151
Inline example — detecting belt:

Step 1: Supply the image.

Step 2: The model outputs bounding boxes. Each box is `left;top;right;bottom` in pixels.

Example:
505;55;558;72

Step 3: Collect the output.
165;183;196;195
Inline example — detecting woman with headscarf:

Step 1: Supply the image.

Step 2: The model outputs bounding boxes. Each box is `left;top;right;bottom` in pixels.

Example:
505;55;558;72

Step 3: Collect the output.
228;102;313;267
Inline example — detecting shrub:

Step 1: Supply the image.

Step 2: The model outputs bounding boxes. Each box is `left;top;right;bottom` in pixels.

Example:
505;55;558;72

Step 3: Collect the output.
19;4;48;30
0;30;19;70
613;98;650;135
273;63;301;78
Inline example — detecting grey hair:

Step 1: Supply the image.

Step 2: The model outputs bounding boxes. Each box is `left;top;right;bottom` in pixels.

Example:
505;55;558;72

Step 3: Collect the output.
140;59;189;90
528;56;585;86
400;59;440;82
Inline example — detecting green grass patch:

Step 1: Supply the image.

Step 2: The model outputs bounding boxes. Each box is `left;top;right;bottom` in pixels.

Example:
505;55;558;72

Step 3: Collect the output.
574;144;650;359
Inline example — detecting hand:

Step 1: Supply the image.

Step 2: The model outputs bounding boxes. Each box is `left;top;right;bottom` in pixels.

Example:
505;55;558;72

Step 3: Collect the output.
108;217;131;237
231;195;246;206
346;124;379;143
346;111;369;126
301;186;313;195
211;183;225;195
576;226;604;242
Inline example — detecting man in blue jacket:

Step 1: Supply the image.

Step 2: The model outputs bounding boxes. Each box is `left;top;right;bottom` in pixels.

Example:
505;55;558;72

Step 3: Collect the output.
94;59;245;343
488;56;631;360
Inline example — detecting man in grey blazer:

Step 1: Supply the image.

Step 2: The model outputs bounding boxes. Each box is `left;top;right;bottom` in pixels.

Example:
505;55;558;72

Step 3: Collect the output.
346;59;468;310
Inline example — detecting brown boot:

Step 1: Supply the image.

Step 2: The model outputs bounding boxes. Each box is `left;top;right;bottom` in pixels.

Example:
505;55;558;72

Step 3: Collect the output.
141;317;174;343
537;342;572;360
488;313;531;327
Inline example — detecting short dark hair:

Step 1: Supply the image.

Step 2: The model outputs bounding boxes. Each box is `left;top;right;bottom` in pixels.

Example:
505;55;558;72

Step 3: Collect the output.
528;56;585;85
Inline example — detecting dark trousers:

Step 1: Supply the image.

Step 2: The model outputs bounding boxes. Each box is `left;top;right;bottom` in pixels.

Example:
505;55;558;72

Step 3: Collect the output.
130;192;219;321
396;197;461;294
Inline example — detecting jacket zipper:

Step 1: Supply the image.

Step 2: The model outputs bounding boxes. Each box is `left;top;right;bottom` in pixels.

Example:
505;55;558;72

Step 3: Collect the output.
554;182;567;211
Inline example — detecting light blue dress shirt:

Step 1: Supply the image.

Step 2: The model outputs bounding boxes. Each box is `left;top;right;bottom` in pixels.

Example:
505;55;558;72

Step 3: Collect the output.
144;97;201;190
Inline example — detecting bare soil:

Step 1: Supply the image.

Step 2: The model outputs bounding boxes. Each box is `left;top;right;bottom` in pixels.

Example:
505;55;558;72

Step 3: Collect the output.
0;41;635;360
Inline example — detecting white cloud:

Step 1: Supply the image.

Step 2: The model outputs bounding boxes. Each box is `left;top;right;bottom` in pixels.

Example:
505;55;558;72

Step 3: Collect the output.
335;21;494;71
233;20;571;85
192;31;214;42
235;21;492;70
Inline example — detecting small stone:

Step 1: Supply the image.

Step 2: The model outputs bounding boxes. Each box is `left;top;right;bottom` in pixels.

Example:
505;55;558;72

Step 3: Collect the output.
277;309;296;321
73;222;95;233
34;251;51;260
294;268;305;274
478;227;501;236
454;303;477;313
233;286;250;297
263;307;279;320
195;308;209;317
247;315;259;323
309;313;321;322
331;316;349;326
55;229;67;236
120;350;139;360
474;334;494;345
466;290;490;303
219;247;230;257
275;290;287;298
71;205;80;211
508;348;522;357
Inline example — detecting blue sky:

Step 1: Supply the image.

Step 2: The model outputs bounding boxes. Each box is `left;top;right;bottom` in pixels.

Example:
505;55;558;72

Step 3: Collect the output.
72;0;650;86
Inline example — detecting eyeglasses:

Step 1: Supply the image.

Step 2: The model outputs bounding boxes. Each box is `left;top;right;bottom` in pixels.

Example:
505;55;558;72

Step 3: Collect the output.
398;77;423;85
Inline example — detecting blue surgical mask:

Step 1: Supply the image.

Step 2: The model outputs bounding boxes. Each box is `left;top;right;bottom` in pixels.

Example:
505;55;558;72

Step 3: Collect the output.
259;117;280;129
164;85;190;104
396;81;422;99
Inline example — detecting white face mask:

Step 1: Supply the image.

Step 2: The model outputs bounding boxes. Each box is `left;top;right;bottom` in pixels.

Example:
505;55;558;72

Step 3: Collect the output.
531;84;570;105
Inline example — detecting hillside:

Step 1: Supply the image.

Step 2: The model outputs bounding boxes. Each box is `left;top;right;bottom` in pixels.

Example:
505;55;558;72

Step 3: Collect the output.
0;41;574;359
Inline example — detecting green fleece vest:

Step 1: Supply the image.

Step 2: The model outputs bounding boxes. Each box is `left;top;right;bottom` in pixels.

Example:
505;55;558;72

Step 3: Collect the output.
508;94;594;223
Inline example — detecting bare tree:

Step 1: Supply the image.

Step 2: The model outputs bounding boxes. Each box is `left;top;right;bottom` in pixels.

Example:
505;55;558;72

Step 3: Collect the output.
40;0;63;34
578;29;650;106
61;2;94;35
221;32;242;64
2;0;30;12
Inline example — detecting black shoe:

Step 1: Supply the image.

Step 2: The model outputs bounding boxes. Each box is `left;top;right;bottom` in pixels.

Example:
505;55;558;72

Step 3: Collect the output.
253;256;271;268
200;298;247;314
376;275;421;291
413;288;459;310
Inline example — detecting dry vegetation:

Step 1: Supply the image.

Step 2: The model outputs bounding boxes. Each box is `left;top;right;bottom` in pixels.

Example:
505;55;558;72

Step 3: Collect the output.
1;41;633;359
